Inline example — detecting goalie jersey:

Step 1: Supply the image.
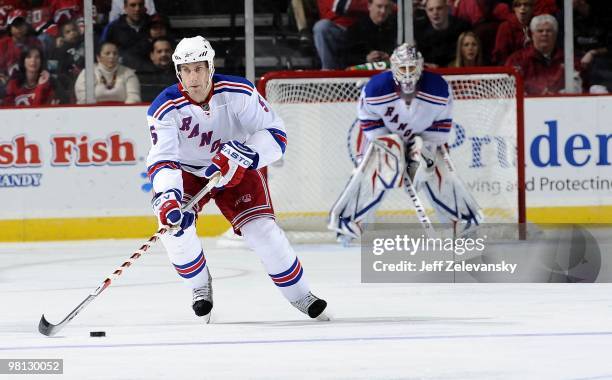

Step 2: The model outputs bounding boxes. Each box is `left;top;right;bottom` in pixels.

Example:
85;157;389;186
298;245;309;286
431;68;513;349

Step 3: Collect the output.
146;74;287;194
358;70;453;147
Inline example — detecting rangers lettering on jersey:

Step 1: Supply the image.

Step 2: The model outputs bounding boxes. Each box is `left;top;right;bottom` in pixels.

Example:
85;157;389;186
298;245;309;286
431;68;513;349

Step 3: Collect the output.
146;74;287;194
358;70;453;147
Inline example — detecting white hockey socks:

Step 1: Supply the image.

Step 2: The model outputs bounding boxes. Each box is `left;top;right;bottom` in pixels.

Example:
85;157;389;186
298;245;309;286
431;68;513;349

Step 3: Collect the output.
159;224;211;289
241;218;311;302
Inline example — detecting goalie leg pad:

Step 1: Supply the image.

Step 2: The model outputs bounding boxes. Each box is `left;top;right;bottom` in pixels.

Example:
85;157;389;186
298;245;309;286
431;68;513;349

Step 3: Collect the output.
416;146;484;228
329;134;405;240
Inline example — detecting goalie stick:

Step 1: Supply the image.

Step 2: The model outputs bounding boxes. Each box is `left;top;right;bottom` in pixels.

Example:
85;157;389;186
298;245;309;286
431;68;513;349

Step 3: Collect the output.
403;136;435;236
38;173;222;337
403;170;435;236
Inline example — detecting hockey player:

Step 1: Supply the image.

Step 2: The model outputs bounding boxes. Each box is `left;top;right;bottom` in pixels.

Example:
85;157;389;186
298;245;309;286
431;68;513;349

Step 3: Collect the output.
329;43;483;241
146;36;328;321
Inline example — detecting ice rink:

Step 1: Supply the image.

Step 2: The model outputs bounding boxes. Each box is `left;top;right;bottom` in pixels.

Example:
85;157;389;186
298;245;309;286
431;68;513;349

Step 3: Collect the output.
1;236;612;379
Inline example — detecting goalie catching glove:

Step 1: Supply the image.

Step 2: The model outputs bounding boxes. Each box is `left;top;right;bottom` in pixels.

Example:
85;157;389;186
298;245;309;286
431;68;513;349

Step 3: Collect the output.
204;140;259;188
152;189;195;237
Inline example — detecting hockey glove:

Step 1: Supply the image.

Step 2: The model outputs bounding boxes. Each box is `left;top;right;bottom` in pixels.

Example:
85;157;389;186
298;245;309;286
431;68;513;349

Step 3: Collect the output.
152;189;195;237
204;140;259;188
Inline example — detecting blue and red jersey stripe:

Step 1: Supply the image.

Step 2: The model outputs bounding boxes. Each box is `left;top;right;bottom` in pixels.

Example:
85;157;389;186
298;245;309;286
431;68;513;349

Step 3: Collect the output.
425;118;452;133
147;160;181;182
213;80;254;96
360;119;385;132
267;128;287;153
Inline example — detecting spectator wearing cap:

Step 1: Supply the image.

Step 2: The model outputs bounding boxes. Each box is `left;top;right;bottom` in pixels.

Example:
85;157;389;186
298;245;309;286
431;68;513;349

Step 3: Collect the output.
0;9;42;92
101;0;152;70
312;0;369;69
3;45;57;106
136;37;175;102
345;0;396;67
492;0;534;65
0;1;27;35
74;41;141;104
415;0;470;67
505;14;580;95
0;1;26;14
49;0;81;17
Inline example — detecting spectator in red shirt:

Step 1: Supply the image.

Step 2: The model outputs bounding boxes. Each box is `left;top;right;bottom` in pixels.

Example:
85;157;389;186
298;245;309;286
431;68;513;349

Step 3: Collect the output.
0;1;27;28
0;1;22;39
492;0;534;65
4;46;57;106
0;9;42;78
505;14;578;95
534;0;557;16
313;0;369;69
450;0;487;26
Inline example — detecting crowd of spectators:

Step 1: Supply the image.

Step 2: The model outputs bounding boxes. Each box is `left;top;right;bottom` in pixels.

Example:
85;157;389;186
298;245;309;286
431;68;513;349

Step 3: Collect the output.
0;0;611;108
0;0;175;106
311;0;612;95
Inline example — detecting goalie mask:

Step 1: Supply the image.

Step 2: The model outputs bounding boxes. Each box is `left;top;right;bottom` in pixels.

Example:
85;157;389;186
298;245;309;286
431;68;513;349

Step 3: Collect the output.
172;36;215;94
390;43;424;98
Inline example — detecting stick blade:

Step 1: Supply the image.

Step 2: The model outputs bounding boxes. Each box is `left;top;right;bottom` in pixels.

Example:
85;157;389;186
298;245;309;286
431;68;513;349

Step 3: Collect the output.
38;314;59;336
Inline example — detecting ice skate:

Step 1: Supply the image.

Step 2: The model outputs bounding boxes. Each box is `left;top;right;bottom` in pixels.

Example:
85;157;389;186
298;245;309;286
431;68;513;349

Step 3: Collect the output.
291;292;329;321
192;271;213;323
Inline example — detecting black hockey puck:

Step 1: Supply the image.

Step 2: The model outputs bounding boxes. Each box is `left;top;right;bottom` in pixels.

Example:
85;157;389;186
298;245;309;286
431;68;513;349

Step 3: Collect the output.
89;331;106;337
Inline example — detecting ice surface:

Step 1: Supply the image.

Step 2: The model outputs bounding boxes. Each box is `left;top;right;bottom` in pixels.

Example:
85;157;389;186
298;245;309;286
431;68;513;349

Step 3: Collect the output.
1;235;611;379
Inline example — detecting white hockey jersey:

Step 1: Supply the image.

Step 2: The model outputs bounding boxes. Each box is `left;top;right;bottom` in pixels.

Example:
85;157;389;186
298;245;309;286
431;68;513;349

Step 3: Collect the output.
146;74;287;194
358;70;453;147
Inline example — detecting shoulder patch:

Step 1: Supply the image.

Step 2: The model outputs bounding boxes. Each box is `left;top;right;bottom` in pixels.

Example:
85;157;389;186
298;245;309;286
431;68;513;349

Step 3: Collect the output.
148;84;189;121
213;73;254;96
364;71;399;105
416;71;450;105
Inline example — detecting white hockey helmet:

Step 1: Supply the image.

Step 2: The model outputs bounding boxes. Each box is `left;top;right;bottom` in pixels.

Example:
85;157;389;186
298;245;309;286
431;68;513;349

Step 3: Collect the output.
390;43;424;96
172;36;215;88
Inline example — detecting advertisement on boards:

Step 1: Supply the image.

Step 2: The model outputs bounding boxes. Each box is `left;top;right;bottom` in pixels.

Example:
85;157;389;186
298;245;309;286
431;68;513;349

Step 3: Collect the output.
0;106;152;220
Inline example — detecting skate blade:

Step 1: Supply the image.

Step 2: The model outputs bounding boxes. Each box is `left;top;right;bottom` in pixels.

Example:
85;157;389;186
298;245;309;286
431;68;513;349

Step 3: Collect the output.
316;312;331;322
202;312;211;324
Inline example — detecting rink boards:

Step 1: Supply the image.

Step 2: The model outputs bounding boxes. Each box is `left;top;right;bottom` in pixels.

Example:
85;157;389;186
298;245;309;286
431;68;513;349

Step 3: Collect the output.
0;95;610;240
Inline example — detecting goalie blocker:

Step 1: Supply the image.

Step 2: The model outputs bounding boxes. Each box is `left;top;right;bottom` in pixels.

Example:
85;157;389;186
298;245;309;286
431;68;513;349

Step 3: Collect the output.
328;134;484;242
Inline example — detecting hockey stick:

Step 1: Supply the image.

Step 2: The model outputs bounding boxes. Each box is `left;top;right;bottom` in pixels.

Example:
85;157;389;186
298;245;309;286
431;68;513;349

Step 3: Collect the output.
403;170;435;236
38;173;222;337
403;137;435;236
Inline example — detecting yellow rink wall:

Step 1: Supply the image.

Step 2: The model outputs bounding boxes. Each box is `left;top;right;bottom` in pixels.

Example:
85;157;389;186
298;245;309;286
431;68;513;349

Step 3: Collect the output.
0;206;609;242
0;96;611;242
0;215;232;242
